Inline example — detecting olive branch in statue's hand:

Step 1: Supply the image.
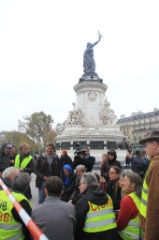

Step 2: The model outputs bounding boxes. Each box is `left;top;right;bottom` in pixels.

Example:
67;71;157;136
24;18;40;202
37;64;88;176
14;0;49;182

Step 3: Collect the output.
98;31;103;40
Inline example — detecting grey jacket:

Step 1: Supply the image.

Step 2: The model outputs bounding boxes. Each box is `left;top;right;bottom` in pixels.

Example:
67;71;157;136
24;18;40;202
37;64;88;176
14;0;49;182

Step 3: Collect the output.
32;196;76;240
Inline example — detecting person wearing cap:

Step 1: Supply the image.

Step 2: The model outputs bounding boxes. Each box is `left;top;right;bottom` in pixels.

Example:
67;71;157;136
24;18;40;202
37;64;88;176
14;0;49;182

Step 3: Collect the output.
0;143;12;177
60;164;76;202
139;130;159;239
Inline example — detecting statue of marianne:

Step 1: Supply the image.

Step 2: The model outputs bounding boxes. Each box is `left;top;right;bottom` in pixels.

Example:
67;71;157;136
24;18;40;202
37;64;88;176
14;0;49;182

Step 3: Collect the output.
83;31;102;74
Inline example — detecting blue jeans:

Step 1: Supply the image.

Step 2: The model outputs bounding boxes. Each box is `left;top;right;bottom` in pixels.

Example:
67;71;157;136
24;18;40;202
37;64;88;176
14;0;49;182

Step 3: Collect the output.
38;180;46;204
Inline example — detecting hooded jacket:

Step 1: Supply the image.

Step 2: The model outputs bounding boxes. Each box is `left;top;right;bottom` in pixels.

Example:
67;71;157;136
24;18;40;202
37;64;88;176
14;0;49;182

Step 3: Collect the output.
61;164;76;202
0;143;11;171
75;186;117;240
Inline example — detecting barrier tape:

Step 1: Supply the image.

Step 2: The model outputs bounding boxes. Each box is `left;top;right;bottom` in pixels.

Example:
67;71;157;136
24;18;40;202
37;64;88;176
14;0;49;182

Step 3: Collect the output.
0;178;49;240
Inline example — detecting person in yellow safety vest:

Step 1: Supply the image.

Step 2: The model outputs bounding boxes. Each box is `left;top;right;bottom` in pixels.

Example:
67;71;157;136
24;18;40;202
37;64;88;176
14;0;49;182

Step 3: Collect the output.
139;130;159;240
14;143;34;199
74;173;117;240
0;172;32;240
116;171;142;240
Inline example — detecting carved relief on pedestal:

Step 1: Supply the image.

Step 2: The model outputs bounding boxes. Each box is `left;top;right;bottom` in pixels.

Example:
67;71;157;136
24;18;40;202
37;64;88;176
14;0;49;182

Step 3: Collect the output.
55;123;65;135
56;102;85;135
65;102;84;125
100;100;118;125
88;91;97;101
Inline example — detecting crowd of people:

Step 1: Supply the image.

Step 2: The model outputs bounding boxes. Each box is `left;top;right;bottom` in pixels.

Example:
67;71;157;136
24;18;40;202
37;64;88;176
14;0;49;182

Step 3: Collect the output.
0;130;159;239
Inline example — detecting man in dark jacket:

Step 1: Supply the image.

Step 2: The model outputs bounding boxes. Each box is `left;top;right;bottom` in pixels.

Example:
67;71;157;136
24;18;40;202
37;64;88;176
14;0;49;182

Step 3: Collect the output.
73;146;95;172
0;143;12;177
126;150;150;179
75;173;117;240
34;143;60;204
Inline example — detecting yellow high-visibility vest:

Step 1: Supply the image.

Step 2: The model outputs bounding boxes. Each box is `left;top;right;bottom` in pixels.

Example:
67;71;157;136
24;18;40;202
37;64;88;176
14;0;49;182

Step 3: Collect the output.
118;191;141;240
0;190;31;240
83;195;117;233
140;162;152;218
14;154;32;168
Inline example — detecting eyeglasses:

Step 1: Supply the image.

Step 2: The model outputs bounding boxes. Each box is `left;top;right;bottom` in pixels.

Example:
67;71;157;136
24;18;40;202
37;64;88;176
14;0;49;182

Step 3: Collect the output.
108;172;116;174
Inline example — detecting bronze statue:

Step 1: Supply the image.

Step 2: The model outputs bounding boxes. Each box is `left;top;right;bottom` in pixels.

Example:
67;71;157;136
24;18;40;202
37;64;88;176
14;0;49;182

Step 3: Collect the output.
83;31;102;74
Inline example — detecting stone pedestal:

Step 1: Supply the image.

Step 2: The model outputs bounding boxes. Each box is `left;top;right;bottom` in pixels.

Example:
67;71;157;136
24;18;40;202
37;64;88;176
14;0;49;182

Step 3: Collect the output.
73;80;107;126
55;78;125;160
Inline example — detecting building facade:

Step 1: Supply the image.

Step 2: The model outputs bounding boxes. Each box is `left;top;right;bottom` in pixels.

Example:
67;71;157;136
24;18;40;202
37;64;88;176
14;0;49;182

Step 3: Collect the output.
117;108;159;145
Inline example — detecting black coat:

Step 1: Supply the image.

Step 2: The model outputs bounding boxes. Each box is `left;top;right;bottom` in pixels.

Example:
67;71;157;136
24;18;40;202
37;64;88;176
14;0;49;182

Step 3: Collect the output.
59;154;73;172
108;159;122;169
0;152;10;171
106;179;122;210
61;173;76;202
73;155;95;172
34;152;60;188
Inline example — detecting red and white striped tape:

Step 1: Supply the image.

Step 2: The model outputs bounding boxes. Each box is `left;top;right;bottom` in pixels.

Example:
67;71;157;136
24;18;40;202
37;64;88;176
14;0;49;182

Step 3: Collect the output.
0;178;49;240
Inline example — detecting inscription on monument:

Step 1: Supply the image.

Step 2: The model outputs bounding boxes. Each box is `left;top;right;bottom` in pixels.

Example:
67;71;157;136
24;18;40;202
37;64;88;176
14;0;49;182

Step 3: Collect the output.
61;142;70;150
90;141;104;149
107;141;117;149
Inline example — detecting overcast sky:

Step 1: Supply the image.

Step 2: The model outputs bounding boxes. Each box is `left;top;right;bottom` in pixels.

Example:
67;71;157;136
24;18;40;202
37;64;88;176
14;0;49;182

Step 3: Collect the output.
0;0;159;132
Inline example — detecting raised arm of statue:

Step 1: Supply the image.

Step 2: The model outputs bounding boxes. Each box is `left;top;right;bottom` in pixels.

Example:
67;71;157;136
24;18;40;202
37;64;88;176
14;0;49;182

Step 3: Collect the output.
90;31;103;48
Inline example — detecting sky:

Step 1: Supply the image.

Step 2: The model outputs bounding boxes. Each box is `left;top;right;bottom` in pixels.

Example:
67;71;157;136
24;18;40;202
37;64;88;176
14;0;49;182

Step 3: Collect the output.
0;0;159;132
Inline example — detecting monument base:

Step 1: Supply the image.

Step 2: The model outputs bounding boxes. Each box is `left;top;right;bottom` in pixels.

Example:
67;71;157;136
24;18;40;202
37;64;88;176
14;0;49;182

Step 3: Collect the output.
55;78;126;163
55;124;126;162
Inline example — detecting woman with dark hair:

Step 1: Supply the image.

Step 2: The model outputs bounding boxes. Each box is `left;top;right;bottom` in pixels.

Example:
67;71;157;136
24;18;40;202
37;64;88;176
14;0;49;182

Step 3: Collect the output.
59;149;73;173
107;150;122;169
106;166;122;211
116;171;142;240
